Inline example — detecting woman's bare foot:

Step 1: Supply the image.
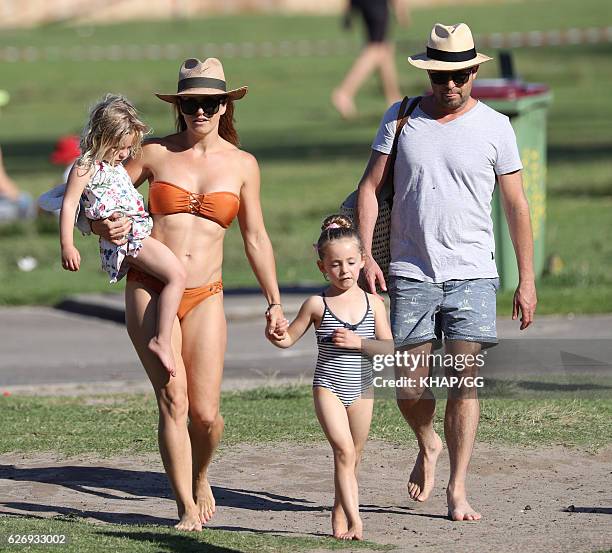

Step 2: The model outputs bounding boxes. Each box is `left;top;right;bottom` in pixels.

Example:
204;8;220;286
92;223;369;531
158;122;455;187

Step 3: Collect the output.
331;502;348;538
407;432;443;502
194;477;216;524
332;89;357;120
174;506;202;531
447;488;482;521
148;337;176;377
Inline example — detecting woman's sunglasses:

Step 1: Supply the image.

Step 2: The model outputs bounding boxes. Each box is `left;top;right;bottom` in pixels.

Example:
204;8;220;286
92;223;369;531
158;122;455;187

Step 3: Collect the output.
428;69;474;86
179;97;225;116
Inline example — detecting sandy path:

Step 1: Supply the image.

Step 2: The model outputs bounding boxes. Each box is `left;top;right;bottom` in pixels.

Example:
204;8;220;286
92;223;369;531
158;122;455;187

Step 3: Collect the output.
1;442;610;552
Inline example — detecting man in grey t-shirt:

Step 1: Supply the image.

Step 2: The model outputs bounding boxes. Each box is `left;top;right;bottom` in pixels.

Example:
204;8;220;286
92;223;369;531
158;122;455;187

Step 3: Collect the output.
357;22;537;521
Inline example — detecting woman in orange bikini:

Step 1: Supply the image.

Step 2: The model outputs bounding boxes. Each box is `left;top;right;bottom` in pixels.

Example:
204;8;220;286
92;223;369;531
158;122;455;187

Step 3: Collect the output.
91;58;285;531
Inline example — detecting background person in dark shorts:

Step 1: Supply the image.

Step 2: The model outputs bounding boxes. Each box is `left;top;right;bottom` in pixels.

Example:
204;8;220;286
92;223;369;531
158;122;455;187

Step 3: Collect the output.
332;0;409;119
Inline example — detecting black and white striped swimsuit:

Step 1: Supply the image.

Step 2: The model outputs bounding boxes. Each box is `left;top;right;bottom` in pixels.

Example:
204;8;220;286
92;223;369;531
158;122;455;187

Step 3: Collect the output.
313;291;376;407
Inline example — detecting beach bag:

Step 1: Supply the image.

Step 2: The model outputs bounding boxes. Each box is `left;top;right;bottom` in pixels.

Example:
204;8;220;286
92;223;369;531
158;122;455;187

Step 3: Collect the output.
339;96;421;282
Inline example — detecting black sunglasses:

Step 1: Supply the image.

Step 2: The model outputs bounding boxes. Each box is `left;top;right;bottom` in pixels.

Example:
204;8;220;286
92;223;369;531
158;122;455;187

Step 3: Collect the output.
179;97;225;116
428;69;475;86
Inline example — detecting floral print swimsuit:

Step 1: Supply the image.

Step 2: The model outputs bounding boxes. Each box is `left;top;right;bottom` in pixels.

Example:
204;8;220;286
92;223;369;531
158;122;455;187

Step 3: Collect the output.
82;161;153;283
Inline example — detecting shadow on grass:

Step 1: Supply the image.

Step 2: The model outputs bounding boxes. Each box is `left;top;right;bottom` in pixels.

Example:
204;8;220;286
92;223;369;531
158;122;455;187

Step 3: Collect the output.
0;502;175;526
0;464;412;530
561;506;612;515
214;487;322;512
1;140;58;174
548;143;612;165
479;377;612;398
98;530;243;552
216;489;409;516
514;380;612;393
8;135;612;178
0;465;327;518
0;464;173;502
2;136;374;172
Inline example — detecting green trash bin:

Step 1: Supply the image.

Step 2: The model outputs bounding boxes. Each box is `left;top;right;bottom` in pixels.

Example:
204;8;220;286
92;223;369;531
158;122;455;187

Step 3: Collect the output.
472;80;552;291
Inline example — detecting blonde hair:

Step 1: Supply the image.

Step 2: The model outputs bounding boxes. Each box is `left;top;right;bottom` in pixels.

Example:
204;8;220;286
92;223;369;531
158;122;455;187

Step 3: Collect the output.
316;214;364;260
78;94;149;170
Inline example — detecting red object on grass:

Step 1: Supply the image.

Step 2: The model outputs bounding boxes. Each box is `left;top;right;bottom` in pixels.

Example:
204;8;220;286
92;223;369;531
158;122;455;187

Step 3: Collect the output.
50;135;81;165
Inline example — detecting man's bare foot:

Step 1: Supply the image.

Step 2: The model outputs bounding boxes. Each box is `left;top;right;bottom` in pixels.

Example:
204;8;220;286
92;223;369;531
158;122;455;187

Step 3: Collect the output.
407;432;443;502
337;521;363;541
174;506;202;531
447;489;482;521
331;502;348;538
194;477;216;524
332;89;357;120
148;337;176;377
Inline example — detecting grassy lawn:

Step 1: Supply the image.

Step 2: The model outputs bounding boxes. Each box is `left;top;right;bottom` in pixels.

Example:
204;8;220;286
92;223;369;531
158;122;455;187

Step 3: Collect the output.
0;0;611;312
0;517;390;552
1;386;610;457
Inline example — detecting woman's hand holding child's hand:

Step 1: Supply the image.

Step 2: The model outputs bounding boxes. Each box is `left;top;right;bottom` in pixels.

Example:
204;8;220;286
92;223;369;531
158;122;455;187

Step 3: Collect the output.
61;245;81;271
332;328;362;350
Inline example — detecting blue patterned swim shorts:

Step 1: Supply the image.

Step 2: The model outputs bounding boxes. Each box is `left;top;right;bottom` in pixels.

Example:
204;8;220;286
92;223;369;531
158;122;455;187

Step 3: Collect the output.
388;276;500;349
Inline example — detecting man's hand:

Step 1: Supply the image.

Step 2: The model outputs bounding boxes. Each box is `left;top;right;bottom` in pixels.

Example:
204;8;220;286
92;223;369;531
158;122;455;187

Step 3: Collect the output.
513;279;537;330
362;255;387;296
61;245;81;271
332;328;362;350
90;212;131;245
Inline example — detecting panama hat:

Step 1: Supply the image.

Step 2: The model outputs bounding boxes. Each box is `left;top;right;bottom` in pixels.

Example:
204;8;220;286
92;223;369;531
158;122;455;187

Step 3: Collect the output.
155;57;248;103
408;23;492;71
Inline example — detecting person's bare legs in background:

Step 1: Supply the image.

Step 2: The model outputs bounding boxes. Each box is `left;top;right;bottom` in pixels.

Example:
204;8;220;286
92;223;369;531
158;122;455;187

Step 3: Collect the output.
332;43;401;119
332;0;409;118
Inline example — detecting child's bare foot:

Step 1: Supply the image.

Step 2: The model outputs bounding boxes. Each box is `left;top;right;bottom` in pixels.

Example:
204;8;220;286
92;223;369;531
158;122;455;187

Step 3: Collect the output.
331;502;348;538
407;432;443;502
194;477;216;524
338;521;363;540
148;337;176;377
174;506;202;531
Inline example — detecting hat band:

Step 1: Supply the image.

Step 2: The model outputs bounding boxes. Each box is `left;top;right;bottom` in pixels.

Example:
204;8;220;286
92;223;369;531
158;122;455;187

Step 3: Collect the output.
426;46;477;63
177;77;227;93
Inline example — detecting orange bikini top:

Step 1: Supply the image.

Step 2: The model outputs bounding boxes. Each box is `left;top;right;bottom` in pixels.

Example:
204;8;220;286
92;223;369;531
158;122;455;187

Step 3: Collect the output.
148;181;240;229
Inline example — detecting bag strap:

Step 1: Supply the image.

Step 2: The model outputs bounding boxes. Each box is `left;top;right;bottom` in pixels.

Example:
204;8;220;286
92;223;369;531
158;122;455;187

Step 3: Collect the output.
377;95;422;204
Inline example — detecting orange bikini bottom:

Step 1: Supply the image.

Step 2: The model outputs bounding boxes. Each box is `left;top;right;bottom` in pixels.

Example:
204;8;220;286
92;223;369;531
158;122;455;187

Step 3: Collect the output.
127;268;223;320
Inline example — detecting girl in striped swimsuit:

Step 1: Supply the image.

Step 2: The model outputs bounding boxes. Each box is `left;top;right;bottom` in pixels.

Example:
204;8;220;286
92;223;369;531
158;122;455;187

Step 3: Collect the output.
270;214;393;541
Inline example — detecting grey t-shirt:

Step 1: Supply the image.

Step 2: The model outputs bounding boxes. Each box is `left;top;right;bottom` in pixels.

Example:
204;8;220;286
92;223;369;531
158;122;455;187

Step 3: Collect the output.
372;98;522;282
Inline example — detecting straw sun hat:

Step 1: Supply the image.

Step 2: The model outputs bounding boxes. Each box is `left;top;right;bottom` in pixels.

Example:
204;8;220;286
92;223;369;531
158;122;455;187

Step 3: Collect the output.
155;57;248;103
408;23;492;71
